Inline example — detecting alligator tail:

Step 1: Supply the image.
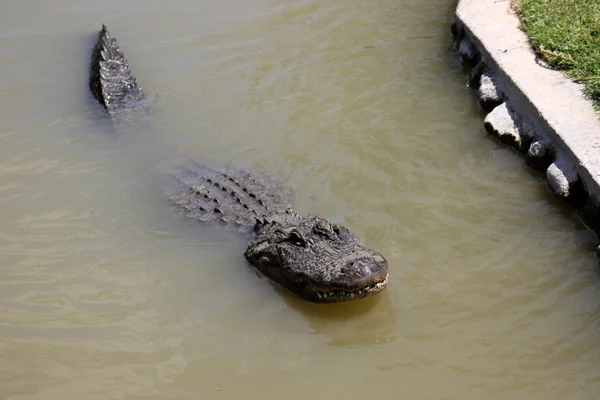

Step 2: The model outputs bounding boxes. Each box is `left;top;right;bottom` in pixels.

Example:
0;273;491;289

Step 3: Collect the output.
90;24;146;113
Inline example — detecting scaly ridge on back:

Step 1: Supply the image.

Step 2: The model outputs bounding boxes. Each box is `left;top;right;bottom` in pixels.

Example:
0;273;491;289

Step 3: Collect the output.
90;24;146;113
169;163;294;229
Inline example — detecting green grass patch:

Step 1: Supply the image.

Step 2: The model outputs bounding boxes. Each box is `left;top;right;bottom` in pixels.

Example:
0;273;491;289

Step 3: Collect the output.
515;0;600;108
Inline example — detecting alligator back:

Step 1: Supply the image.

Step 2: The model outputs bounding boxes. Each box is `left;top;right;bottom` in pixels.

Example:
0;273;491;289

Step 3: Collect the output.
90;25;146;114
89;26;295;230
169;162;295;230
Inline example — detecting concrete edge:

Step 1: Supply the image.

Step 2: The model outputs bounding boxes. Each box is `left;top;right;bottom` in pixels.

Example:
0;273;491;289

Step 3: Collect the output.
452;0;600;244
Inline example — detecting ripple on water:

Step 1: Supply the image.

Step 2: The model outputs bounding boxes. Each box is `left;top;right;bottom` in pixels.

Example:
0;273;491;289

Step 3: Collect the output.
1;0;600;399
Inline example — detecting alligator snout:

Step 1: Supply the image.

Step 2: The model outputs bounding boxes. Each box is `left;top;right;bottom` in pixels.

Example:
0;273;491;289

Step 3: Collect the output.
304;252;389;302
342;253;388;290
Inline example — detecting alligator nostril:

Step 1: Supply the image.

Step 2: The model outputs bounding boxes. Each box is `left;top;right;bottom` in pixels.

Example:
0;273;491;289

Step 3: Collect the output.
345;257;380;276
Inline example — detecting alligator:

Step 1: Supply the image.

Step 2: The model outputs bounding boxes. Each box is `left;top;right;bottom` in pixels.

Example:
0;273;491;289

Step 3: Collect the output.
89;25;389;303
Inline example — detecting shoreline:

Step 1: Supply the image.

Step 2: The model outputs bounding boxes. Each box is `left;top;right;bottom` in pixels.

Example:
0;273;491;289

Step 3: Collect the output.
452;0;600;250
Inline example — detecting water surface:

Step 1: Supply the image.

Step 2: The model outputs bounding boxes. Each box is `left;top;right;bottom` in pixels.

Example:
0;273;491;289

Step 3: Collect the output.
1;0;600;399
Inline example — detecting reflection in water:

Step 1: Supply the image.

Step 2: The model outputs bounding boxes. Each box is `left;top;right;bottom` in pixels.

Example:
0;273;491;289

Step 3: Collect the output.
281;289;398;347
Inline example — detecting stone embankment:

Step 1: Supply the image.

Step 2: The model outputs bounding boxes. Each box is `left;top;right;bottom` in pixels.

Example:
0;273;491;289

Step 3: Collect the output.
452;0;600;248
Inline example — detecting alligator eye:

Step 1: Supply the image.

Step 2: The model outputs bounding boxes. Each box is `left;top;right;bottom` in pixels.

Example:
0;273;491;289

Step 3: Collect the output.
332;225;340;235
313;220;336;239
287;230;306;247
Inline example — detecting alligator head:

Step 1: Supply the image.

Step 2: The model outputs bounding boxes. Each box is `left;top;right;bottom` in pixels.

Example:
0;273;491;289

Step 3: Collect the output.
244;212;389;303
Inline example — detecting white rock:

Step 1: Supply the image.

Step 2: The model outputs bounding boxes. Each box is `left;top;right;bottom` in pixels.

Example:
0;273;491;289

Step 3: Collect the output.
478;73;503;111
483;102;522;150
546;154;579;198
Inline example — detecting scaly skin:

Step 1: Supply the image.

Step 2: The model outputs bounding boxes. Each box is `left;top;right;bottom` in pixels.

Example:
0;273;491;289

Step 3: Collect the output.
170;163;389;302
90;25;146;114
89;25;389;303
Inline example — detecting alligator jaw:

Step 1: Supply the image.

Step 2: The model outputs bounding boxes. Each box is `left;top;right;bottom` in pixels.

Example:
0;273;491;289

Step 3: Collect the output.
310;274;389;303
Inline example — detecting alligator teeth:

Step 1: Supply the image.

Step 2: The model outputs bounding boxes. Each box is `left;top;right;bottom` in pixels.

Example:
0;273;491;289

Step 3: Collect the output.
315;274;390;300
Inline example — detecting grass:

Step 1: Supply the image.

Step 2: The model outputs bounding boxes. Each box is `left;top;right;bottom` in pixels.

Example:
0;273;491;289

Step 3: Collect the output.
513;0;600;108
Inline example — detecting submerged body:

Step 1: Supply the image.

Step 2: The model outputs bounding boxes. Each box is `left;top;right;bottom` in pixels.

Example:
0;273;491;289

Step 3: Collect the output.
89;25;389;303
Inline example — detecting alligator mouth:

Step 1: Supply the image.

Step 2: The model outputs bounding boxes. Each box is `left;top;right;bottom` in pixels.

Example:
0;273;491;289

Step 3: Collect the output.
314;274;389;301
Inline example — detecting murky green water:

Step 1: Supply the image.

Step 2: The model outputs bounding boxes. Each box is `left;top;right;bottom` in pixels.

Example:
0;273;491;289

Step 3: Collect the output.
1;0;600;399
